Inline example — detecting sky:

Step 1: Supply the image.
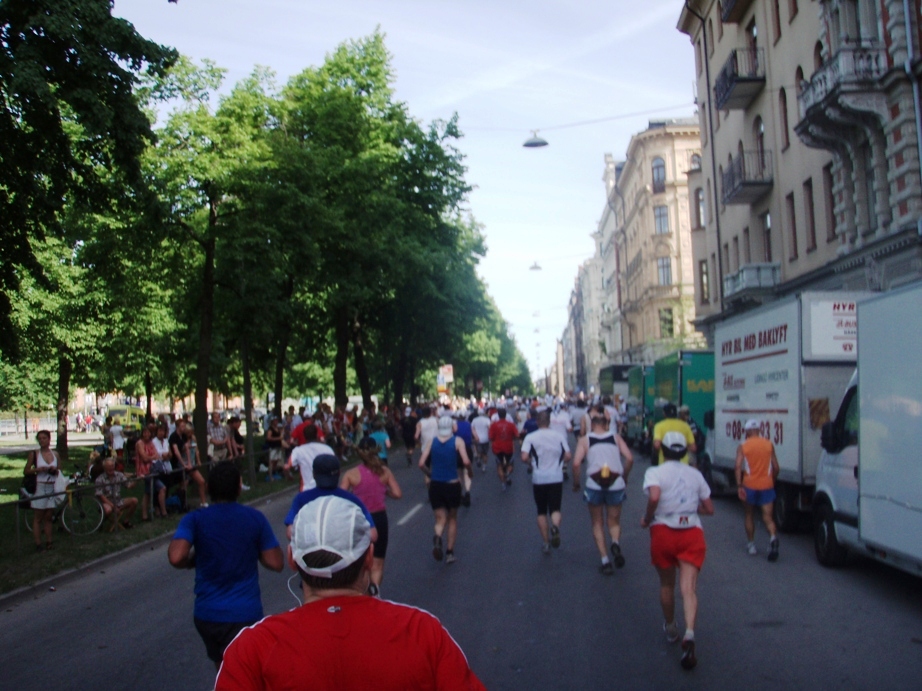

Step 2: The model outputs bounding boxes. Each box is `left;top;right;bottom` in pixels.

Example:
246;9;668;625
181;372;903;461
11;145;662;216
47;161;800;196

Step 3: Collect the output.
113;0;696;378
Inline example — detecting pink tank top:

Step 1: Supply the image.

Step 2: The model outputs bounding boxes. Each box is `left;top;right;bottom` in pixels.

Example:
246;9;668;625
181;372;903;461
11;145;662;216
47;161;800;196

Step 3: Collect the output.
352;464;387;513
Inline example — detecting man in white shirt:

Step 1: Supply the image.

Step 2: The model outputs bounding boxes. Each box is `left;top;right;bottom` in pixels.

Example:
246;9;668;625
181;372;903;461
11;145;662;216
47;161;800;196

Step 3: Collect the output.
520;411;570;555
470;411;491;472
287;425;335;492
640;431;714;672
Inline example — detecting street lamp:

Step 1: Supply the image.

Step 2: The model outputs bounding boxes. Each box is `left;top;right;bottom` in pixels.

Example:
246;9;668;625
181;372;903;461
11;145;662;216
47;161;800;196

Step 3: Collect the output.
522;131;548;148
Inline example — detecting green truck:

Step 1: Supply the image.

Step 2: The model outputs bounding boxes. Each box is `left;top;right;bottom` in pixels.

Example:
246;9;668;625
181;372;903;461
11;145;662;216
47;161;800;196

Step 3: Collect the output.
625;365;655;449
653;350;714;434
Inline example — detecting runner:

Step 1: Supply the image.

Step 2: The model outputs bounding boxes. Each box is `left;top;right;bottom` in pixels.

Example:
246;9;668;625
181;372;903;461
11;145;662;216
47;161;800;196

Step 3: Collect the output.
287;424;336;492
400;407;418;466
572;407;634;574
470;408;491;473
415;407;438;460
641;431;714;671
488;409;518;491
418;416;472;564
454;412;474;507
520;411;570;555
735;419;781;561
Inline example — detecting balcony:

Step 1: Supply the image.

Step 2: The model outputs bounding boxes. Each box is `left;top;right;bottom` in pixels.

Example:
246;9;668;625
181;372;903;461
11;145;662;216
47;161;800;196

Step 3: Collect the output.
723;263;780;300
652;179;666;194
721;150;773;205
721;0;756;23
797;46;888;120
714;48;765;110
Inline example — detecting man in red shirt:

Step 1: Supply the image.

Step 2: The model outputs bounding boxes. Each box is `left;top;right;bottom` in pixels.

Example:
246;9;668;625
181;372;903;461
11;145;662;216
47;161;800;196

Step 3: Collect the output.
216;495;484;691
489;409;519;492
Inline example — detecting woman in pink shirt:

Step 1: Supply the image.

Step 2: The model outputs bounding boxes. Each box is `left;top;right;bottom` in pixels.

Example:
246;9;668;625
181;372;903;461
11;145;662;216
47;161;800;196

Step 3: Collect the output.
135;425;167;520
340;436;402;596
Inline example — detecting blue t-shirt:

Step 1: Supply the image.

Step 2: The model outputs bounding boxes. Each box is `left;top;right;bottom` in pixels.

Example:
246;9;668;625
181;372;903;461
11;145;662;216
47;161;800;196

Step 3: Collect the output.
522;419;539;436
369;430;389;460
173;502;279;623
284;487;376;527
429;437;459;483
455;420;473;447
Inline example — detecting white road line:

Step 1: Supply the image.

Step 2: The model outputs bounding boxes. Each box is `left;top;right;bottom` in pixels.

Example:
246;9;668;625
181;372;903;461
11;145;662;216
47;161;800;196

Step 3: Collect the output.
397;502;424;526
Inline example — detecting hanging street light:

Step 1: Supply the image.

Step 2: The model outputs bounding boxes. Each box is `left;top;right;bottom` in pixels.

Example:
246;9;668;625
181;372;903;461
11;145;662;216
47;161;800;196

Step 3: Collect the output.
522;131;548;148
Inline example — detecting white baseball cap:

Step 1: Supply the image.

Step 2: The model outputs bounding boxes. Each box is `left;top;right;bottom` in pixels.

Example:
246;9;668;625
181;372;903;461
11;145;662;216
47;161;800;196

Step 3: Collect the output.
661;431;688;460
744;419;761;432
290;495;372;578
437;415;454;437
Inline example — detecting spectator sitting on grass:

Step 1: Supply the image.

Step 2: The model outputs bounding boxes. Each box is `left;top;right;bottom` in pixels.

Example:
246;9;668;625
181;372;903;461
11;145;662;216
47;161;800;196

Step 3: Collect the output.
95;458;138;530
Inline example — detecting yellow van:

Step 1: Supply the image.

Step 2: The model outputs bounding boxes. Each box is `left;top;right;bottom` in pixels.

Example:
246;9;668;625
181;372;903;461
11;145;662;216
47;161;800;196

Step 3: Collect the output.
107;405;146;434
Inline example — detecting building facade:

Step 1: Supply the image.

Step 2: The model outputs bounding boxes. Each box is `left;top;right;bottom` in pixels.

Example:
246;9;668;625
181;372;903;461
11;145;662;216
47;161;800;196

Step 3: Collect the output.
611;120;706;363
678;0;922;340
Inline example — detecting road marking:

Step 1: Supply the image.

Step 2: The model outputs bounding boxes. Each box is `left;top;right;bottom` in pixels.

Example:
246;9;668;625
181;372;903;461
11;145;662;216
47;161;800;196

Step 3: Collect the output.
397;502;424;526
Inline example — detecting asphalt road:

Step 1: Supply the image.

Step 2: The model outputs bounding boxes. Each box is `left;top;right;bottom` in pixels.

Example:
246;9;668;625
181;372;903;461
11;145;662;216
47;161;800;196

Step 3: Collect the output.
3;444;922;690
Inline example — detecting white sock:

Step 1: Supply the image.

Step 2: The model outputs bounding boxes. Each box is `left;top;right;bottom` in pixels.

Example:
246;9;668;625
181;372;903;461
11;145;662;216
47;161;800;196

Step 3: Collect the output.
684;629;695;641
601;556;611;565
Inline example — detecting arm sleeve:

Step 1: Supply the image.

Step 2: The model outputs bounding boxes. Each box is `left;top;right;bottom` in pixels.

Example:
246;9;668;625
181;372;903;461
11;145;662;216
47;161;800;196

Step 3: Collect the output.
257;513;280;551
697;472;712;501
428;619;488;691
641;467;659;497
173;513;196;543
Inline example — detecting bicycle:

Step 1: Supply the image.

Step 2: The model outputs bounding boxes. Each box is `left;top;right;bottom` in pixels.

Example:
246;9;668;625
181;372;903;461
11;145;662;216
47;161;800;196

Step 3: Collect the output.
20;466;105;536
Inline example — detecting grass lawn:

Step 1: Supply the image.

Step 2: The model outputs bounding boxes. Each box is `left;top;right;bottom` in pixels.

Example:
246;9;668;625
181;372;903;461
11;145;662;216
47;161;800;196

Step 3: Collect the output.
0;440;303;596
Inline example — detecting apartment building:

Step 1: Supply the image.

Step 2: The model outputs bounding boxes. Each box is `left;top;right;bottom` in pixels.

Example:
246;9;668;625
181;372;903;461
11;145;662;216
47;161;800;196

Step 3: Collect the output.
678;0;922;340
610;120;706;363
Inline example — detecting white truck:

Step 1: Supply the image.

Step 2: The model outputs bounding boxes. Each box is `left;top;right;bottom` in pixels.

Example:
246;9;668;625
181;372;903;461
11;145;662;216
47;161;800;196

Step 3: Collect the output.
813;282;922;576
712;292;865;531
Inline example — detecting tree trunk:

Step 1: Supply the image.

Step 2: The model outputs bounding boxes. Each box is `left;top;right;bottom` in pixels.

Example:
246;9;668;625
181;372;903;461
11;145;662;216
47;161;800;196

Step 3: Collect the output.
392;349;407;411
145;372;153;422
271;278;294;417
55;355;72;462
241;333;256;487
352;314;373;410
333;310;350;407
409;359;419;405
194;206;217;459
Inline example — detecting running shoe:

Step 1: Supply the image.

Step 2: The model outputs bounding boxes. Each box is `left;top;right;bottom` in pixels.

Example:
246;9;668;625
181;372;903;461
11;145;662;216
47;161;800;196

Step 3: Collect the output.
610;542;625;568
501;482;507;493
680;639;697;670
432;535;443;561
542;542;551;555
462;492;471;507
445;551;456;565
768;537;779;562
550;525;561;549
506;477;512;487
664;621;680;643
599;562;614;576
747;541;757;556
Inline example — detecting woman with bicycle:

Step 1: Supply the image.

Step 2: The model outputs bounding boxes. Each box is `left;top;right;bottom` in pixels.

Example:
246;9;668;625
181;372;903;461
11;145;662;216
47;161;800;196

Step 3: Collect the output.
23;430;61;551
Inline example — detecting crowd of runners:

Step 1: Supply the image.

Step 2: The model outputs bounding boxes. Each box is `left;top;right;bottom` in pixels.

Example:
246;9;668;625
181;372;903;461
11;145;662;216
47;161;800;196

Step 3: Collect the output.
162;391;781;681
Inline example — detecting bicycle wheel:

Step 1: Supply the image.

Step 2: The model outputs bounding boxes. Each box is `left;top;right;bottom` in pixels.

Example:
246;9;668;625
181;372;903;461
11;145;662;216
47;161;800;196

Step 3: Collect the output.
62;491;104;535
21;504;34;534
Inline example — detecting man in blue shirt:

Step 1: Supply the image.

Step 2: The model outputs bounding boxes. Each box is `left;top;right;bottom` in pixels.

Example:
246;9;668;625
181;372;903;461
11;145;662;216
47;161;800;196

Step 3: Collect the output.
284;454;377;542
168;462;283;669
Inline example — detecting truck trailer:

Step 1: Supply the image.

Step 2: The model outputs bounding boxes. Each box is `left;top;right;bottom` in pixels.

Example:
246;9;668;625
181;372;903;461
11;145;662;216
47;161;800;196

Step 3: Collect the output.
813;282;922;577
625;365;654;449
712;292;865;531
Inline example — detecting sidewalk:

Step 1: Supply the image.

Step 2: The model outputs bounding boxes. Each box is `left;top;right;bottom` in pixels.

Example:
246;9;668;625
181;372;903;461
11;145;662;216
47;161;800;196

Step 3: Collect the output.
0;432;103;454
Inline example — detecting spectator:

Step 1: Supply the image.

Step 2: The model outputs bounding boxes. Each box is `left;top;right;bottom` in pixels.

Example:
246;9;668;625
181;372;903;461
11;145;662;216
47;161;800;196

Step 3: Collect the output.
182;425;208;509
23;430;61;551
216;494;485;690
168;462;283;670
109;417;126;468
95;458;138;530
135;425;166;521
368;419;391;466
207;412;229;461
265;418;283;481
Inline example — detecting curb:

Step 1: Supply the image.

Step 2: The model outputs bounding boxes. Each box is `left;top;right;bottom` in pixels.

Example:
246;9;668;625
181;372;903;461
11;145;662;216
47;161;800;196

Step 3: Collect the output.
0;483;298;608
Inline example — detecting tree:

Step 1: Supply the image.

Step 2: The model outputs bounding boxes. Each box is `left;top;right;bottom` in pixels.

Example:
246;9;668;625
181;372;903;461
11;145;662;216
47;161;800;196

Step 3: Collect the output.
0;0;176;357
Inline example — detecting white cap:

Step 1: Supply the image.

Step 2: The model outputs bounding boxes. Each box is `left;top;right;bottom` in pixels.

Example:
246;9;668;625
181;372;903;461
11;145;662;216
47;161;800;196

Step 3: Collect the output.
290;495;372;578
437;415;454;437
661;431;688;460
744;419;761;432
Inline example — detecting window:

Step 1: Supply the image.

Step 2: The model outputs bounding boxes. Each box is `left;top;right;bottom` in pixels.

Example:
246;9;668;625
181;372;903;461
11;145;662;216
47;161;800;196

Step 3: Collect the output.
772;0;782;42
804;178;817;251
722;243;730;275
789;0;798;21
814;41;823;71
659;308;675;339
779;88;790;149
787;193;798;260
862;142;877;231
657;257;672;286
711;253;718;297
707;19;714;57
706;180;712;220
762;212;773;262
743;227;751;263
732;236;740;272
754;117;766;170
693;188;706;228
654;205;669;234
795;66;805;97
823;163;836;242
696;40;703;76
718;4;724;39
698;260;710;304
652;157;666;194
690;153;702;171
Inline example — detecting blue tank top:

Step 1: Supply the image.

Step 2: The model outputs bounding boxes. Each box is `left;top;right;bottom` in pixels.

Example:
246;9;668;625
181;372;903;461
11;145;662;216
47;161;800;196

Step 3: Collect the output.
430;437;459;483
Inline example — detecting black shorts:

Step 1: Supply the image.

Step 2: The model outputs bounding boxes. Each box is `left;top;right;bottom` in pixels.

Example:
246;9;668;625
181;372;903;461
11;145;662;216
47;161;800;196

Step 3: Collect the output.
403;434;416;449
495;452;513;466
532;482;563;515
428;481;462;510
194;618;253;663
371;510;389;558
